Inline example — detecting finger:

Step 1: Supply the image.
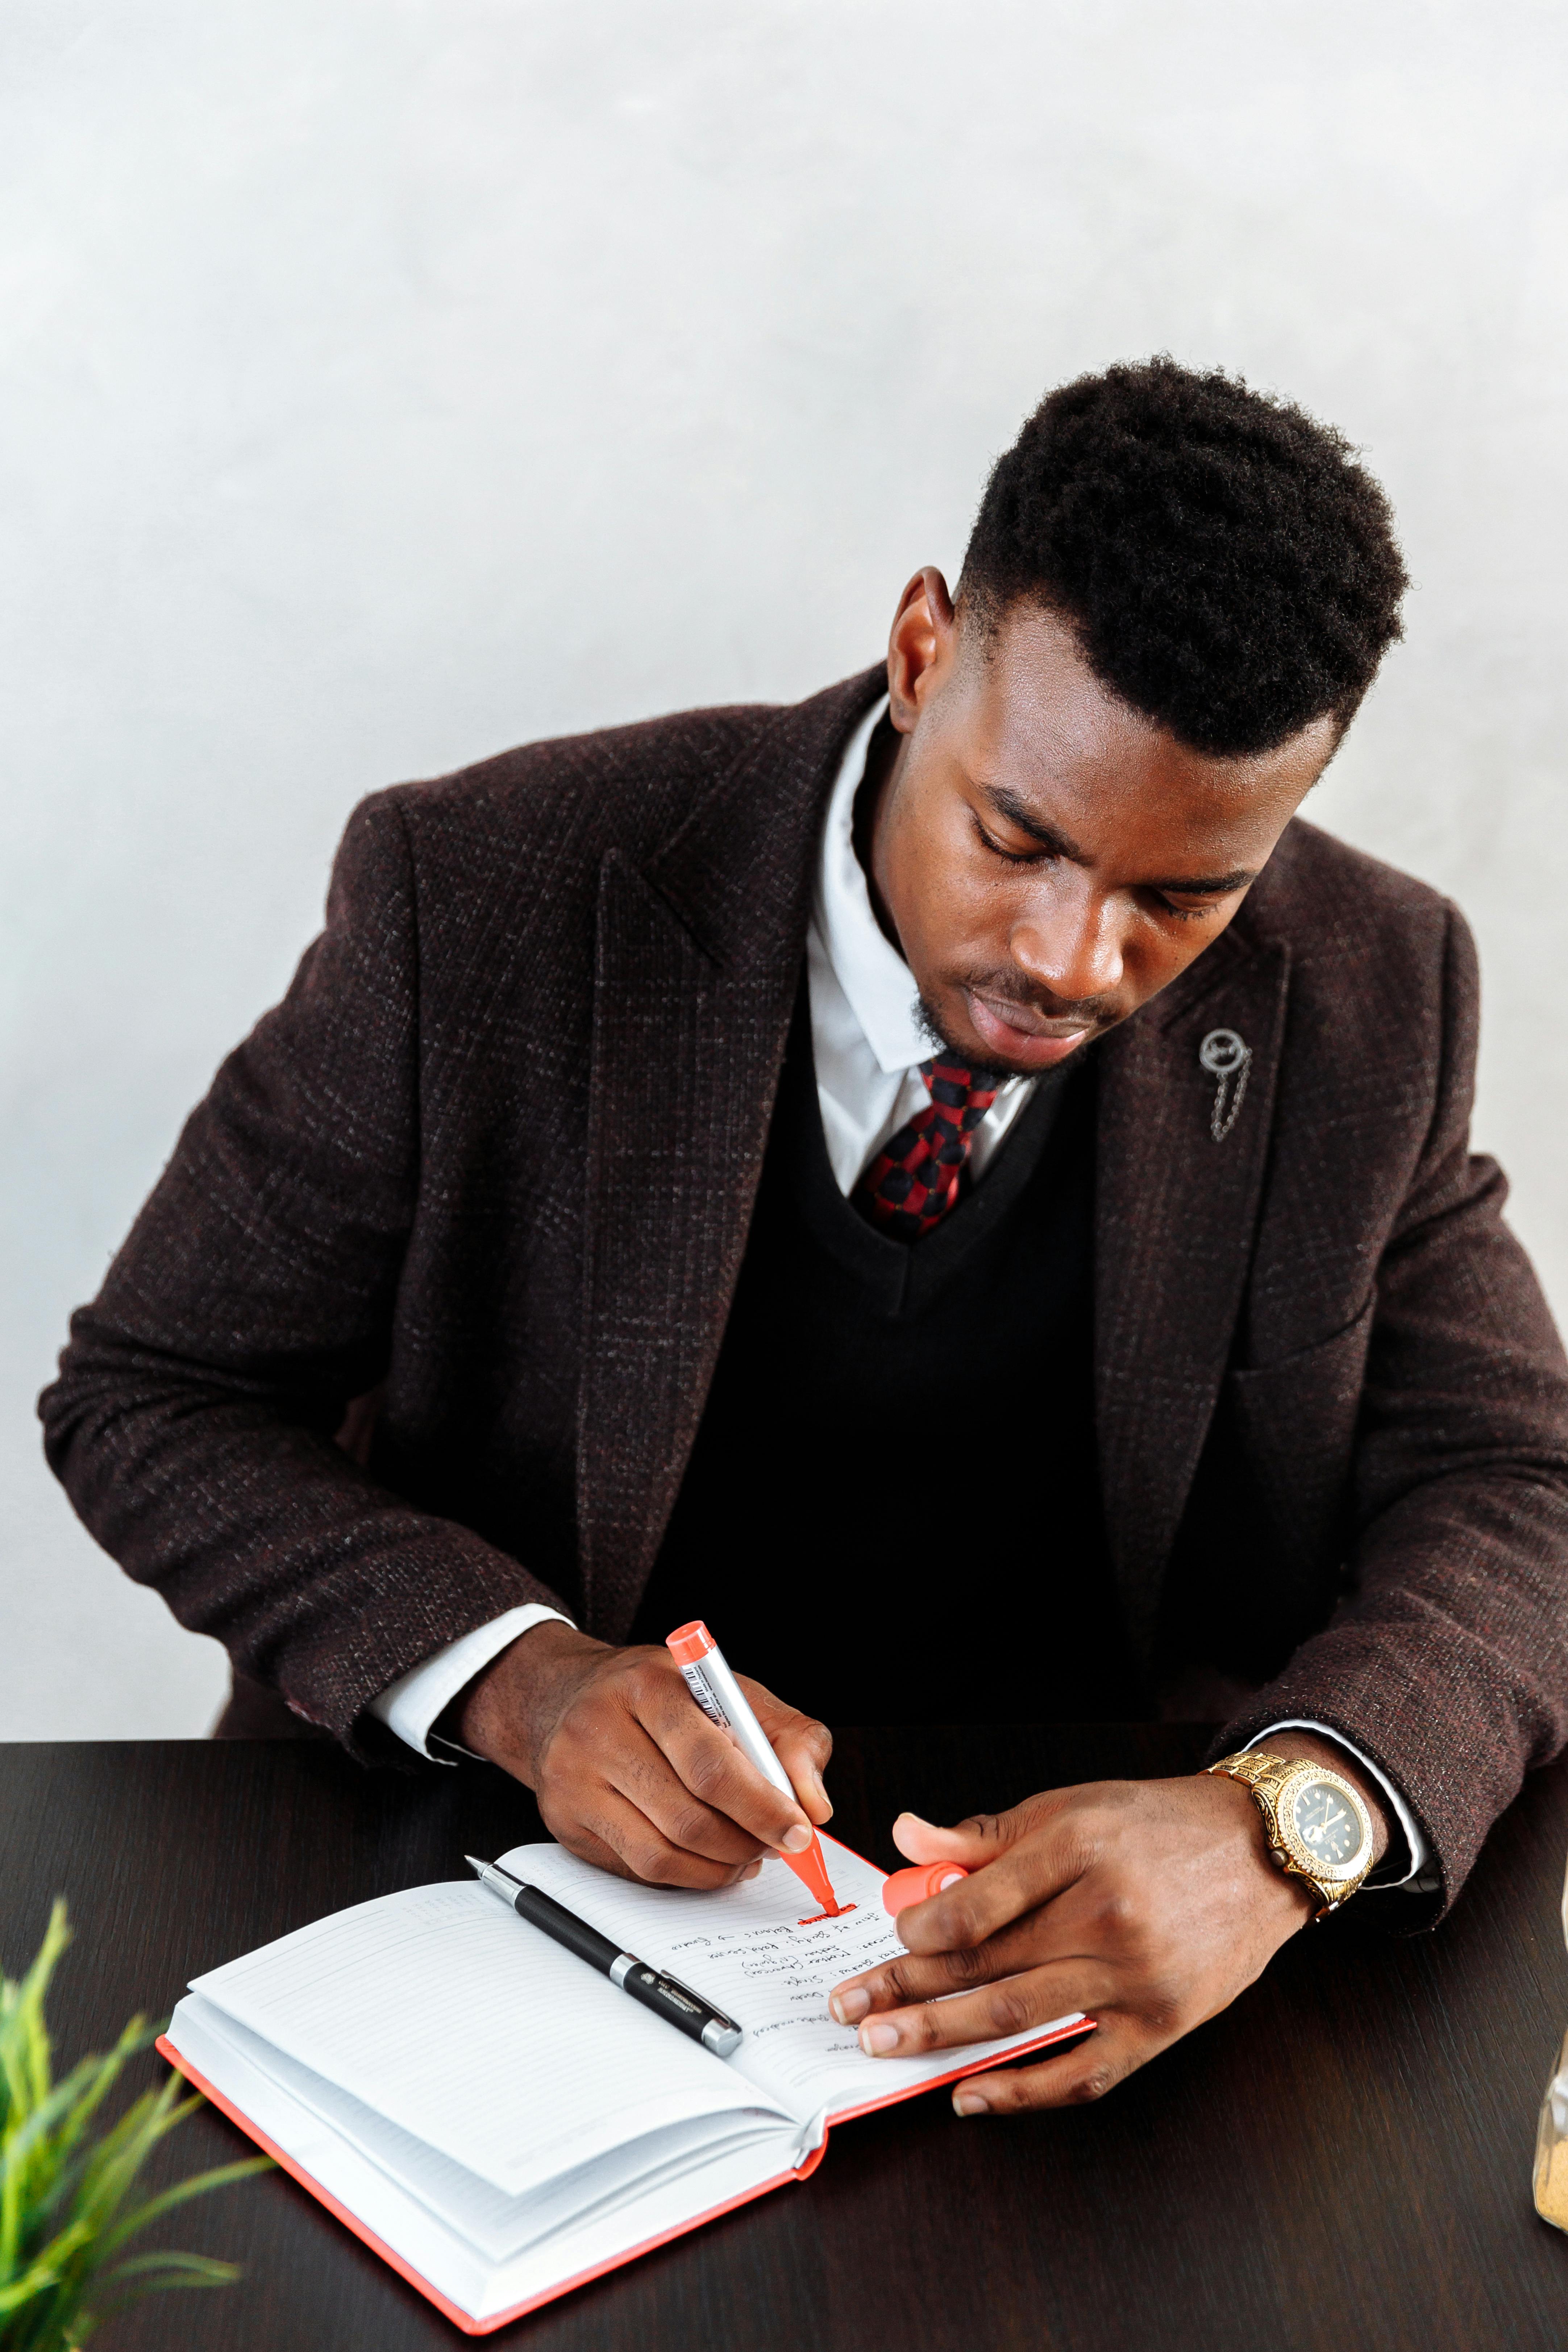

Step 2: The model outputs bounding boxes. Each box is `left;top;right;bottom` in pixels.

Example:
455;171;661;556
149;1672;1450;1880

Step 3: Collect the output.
560;1814;765;1890
741;1678;835;1823
828;1910;1099;2021
556;1787;766;1890
834;1962;1107;2058
892;1811;998;1865
951;2021;1154;2115
889;1793;1080;1937
635;1667;820;1854
603;1719;770;1868
896;1821;1091;1957
545;1815;756;1886
892;1800;1057;1867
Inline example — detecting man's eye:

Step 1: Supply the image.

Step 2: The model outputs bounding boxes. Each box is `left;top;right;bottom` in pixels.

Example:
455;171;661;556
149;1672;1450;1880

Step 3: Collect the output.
975;821;1043;866
1156;896;1212;922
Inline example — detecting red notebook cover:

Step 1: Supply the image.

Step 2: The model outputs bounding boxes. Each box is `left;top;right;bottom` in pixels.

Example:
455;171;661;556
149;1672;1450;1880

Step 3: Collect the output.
159;2015;1090;2334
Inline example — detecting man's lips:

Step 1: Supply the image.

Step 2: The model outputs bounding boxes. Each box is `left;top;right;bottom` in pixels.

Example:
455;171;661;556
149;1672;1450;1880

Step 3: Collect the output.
965;989;1096;1068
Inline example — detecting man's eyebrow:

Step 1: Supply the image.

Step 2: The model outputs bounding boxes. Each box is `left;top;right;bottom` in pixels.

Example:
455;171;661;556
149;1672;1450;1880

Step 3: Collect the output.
983;786;1092;862
1144;865;1257;896
982;785;1254;896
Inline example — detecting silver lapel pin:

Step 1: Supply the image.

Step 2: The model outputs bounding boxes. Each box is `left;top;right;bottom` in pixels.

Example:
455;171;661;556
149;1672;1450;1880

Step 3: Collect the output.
1199;1028;1252;1142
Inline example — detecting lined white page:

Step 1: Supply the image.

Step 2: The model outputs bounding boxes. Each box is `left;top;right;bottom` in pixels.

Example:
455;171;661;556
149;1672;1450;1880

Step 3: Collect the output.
190;1882;790;2197
166;1994;801;2327
506;1838;1084;2118
172;1996;785;2265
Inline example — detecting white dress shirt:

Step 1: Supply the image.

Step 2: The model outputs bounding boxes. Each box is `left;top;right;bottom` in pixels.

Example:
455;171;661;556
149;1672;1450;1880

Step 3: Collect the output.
369;698;1432;1890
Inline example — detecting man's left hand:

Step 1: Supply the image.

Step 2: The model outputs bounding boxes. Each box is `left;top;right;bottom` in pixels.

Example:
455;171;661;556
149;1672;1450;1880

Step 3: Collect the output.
826;1736;1389;2113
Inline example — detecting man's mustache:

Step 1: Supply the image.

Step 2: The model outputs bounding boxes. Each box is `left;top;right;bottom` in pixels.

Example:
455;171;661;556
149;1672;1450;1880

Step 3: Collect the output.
952;968;1117;1030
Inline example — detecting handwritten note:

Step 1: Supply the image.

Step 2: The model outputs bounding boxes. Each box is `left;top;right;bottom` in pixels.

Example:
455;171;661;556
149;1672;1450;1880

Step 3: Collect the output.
504;1837;1080;2119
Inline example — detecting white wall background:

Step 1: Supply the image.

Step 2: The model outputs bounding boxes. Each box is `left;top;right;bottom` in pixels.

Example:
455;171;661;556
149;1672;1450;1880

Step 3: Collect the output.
4;0;1565;1737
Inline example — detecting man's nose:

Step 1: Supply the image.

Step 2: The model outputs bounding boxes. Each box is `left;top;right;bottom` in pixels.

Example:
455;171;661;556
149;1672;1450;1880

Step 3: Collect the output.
1011;881;1125;1005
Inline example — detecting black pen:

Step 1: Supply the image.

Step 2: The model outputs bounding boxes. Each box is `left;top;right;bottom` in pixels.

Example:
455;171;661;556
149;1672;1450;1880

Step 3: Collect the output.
465;1857;744;2057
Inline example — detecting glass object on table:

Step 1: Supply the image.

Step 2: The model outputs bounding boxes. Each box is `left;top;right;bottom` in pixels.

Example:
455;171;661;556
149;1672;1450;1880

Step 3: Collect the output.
1533;1856;1568;2230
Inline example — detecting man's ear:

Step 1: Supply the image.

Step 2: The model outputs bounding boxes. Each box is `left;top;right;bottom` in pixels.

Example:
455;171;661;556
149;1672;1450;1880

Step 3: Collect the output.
886;566;957;734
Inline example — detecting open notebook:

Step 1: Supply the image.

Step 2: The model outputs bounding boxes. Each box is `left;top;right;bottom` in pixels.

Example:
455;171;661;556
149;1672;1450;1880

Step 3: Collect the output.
159;1834;1088;2333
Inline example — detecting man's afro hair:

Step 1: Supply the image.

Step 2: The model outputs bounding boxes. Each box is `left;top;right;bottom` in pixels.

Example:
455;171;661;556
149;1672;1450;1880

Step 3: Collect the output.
959;357;1409;757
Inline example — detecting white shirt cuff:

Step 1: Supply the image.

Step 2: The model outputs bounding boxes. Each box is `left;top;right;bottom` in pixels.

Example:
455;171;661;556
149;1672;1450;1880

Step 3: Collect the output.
368;1605;574;1763
1247;1719;1436;1891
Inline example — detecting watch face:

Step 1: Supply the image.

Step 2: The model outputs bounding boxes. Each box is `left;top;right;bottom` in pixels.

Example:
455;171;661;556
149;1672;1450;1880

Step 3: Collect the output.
1291;1778;1363;1870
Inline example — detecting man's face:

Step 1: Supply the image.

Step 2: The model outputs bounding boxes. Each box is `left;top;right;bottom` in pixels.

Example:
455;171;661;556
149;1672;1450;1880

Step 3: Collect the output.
866;573;1339;1075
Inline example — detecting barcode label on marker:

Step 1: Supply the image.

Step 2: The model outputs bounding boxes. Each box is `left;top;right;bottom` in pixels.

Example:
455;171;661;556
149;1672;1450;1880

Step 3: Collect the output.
679;1663;731;1729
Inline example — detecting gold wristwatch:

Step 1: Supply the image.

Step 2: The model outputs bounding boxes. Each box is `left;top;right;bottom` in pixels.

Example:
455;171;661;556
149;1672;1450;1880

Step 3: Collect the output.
1207;1749;1376;1916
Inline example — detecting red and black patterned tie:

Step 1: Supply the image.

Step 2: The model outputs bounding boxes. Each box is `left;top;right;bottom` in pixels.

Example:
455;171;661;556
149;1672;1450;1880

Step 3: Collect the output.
853;1056;1002;1240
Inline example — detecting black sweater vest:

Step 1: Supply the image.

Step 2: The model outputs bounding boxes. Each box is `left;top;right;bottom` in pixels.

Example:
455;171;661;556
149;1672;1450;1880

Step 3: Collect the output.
631;1002;1135;1723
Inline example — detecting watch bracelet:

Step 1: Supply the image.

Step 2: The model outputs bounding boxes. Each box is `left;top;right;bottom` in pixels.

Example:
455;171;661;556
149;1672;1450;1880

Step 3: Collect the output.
1207;1748;1298;1795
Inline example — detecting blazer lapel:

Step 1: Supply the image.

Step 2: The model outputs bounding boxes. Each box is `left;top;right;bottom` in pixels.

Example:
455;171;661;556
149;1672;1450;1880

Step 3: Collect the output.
1094;920;1292;1665
575;669;885;1640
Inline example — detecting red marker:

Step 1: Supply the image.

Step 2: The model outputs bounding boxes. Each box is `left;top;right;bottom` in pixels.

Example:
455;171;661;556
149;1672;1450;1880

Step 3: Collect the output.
882;1862;969;1914
666;1622;845;1918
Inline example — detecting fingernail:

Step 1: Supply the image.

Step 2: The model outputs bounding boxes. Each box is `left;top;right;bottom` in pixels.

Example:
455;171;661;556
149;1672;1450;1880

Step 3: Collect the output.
860;2021;899;2055
782;1824;813;1853
812;1775;833;1820
831;1987;870;2024
952;2088;989;2117
740;1859;763;1881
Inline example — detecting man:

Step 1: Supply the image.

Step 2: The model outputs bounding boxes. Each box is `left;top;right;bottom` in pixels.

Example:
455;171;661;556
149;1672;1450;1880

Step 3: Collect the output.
42;359;1568;2115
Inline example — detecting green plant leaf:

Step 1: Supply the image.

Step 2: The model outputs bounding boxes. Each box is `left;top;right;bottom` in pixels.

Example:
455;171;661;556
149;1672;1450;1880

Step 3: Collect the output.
38;2020;162;2198
4;2040;144;2188
0;2216;92;2301
0;1904;266;2351
95;2155;273;2260
0;2248;67;2313
83;2247;246;2326
104;2249;244;2285
0;1907;67;2116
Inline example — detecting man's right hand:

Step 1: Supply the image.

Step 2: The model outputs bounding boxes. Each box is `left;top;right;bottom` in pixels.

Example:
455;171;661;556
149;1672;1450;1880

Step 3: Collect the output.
457;1621;834;1888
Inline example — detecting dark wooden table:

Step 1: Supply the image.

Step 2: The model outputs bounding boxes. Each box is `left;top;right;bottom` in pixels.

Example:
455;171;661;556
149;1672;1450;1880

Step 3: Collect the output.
5;1725;1568;2350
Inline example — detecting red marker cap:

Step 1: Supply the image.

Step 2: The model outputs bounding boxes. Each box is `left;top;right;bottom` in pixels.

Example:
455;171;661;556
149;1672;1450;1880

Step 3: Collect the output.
882;1862;969;1914
666;1621;716;1666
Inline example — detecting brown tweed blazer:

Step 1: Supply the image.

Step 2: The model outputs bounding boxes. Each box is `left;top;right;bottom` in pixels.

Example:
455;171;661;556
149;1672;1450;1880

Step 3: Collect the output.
40;668;1568;1913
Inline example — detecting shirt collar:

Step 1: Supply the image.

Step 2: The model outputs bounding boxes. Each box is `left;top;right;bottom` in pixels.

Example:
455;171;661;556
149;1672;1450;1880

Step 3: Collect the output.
810;696;934;1076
